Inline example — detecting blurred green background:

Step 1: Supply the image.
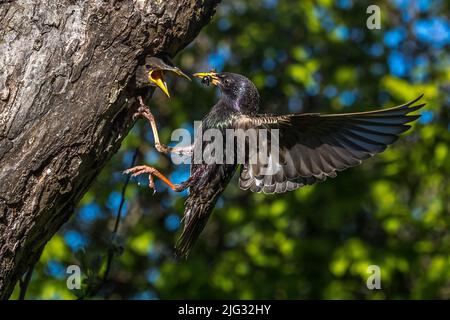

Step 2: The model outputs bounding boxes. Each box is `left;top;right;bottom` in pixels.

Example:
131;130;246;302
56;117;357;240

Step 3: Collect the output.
13;0;450;299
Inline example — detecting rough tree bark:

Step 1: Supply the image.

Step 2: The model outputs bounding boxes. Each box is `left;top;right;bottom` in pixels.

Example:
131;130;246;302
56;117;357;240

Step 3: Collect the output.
0;0;220;299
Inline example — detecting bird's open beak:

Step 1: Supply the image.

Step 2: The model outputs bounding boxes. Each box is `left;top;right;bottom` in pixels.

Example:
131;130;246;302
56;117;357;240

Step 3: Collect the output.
193;72;220;86
148;67;191;98
148;70;170;98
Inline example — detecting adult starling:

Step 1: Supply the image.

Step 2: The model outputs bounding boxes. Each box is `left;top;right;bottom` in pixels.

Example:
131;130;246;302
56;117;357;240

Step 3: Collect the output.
125;71;425;258
135;55;190;98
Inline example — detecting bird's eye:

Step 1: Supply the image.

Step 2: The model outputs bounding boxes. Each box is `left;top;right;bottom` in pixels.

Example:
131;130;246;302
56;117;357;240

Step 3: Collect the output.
224;78;230;85
145;64;151;70
201;75;212;86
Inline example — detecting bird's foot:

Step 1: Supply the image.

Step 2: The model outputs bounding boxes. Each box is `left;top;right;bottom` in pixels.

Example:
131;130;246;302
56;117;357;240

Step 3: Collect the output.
123;165;179;193
133;96;155;121
154;142;171;154
123;165;157;194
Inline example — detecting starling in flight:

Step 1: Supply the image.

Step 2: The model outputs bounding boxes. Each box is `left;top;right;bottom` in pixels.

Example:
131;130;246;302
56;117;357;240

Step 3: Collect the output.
125;71;425;258
135;55;190;98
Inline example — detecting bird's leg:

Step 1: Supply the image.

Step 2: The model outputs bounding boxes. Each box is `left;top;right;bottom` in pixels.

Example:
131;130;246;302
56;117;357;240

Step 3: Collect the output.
123;165;189;193
135;96;193;156
135;96;169;154
123;163;205;194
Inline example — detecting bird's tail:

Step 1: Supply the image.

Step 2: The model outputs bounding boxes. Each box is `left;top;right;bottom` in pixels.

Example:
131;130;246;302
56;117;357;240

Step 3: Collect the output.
174;194;220;259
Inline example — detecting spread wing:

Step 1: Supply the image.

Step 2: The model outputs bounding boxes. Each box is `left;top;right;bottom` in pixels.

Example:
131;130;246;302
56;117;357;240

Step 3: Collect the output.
237;95;425;194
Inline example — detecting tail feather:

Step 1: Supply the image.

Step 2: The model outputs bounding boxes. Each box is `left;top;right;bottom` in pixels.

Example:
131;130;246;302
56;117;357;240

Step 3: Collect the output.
175;206;214;259
174;199;218;259
174;164;237;259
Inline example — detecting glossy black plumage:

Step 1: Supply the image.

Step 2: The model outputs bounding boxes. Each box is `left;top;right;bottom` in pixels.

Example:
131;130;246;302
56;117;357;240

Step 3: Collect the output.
175;97;239;257
175;72;425;257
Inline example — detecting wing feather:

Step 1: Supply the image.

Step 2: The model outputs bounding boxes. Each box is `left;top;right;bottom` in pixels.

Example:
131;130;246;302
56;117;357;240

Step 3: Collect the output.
238;95;425;193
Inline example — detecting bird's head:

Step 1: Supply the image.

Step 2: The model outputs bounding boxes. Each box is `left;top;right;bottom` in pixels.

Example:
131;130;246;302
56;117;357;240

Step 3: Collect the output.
193;71;260;114
136;56;190;98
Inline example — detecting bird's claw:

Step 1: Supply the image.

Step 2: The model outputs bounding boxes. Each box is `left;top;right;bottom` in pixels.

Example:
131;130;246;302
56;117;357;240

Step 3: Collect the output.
123;165;158;194
148;174;157;195
133;97;155;121
132;108;154;121
132;111;140;121
136;96;149;111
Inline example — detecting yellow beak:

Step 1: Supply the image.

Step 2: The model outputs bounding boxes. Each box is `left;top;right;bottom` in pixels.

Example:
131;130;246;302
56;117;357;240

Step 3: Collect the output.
149;70;170;98
193;72;220;86
171;68;191;81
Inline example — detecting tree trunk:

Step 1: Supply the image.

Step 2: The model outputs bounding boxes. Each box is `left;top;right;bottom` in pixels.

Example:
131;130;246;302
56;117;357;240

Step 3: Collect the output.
0;0;219;299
